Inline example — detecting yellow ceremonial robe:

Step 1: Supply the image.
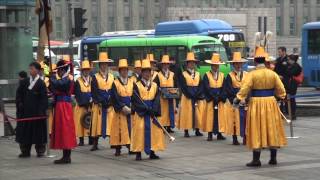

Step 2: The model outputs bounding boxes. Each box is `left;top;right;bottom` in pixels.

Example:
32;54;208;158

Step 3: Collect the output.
237;66;287;149
177;71;205;130
157;71;176;127
91;73;115;137
224;71;248;136
202;71;227;133
73;77;91;138
109;78;133;146
131;81;166;153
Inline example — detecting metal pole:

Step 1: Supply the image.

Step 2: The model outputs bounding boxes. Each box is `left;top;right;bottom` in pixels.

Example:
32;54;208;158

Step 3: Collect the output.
67;0;74;77
287;94;300;139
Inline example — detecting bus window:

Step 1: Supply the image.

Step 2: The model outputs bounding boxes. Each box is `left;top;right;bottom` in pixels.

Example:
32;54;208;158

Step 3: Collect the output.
192;44;227;65
151;47;166;61
86;43;99;61
109;47;129;61
128;47;146;64
308;30;320;54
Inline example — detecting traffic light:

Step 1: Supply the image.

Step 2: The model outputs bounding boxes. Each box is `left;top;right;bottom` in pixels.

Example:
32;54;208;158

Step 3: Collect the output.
74;8;87;37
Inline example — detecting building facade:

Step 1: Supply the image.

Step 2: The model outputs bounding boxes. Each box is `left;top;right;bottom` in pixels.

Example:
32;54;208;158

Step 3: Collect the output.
30;0;320;55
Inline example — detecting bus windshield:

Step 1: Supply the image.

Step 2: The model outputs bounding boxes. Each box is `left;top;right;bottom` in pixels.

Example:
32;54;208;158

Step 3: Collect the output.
192;44;228;63
210;32;246;59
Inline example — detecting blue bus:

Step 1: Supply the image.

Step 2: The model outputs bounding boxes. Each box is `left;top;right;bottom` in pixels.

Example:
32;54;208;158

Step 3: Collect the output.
80;30;155;61
301;22;320;88
155;19;246;60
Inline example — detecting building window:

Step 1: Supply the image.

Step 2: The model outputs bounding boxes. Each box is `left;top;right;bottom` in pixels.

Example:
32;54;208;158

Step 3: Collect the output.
92;17;99;35
317;17;320;21
154;16;160;25
277;0;280;4
139;17;144;29
124;17;130;30
290;0;294;4
55;17;63;39
304;0;308;4
317;0;320;4
259;0;264;3
258;17;262;32
290;16;295;35
108;17;115;31
276;16;281;35
124;0;129;3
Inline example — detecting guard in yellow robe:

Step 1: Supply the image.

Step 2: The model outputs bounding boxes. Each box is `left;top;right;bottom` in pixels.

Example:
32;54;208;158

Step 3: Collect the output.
177;52;204;137
202;53;227;141
153;55;176;133
224;52;248;145
110;59;133;156
130;60;141;83
74;60;92;146
90;52;115;151
146;53;158;81
234;47;287;167
131;59;165;161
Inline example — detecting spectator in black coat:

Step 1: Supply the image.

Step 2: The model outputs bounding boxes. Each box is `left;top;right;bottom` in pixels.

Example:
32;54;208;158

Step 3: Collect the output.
274;47;289;113
286;54;302;120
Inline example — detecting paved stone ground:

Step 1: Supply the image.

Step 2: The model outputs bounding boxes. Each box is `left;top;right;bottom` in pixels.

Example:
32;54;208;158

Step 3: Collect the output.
1;115;320;180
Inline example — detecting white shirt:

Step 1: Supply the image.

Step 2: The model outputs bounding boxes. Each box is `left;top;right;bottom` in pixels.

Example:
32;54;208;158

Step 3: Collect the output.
162;69;170;78
141;78;151;88
211;70;219;80
82;75;90;86
28;75;40;90
187;68;195;78
119;76;128;85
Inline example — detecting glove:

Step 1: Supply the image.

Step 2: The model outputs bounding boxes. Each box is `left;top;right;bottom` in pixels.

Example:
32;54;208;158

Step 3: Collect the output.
121;106;131;115
233;98;241;108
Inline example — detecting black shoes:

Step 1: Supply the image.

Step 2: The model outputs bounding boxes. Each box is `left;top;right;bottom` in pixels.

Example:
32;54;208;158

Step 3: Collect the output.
269;149;277;165
135;152;142;161
54;150;71;164
78;137;84;146
207;132;213;141
246;151;261;167
166;127;174;133
184;130;190;137
232;135;240;145
217;133;226;140
115;147;121;156
18;153;30;158
195;129;203;136
149;151;160;160
90;137;99;151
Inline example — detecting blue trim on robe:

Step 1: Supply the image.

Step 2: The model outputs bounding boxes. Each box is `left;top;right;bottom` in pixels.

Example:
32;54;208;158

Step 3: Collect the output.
186;86;200;129
143;100;153;155
98;89;110;138
239;106;246;137
210;88;221;134
251;89;274;97
120;96;131;137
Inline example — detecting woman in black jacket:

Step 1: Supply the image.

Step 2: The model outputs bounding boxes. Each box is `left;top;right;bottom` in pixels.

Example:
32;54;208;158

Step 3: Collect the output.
286;54;302;120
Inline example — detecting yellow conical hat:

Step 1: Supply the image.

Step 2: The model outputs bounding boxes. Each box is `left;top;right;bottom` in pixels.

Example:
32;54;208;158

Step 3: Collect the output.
255;47;266;58
146;53;157;62
118;59;129;68
227;52;248;63
264;52;276;62
160;55;174;64
134;60;142;68
141;59;151;69
93;52;114;63
63;55;71;62
205;53;225;65
78;60;92;70
185;52;199;62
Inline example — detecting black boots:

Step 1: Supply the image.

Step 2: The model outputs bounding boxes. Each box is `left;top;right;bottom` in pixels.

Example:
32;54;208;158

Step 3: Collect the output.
269;149;277;165
135;152;142;161
207;132;213;141
243;135;246;145
246;151;261;167
54;150;71;164
149;151;160;160
78;137;84;146
88;136;94;145
195;128;203;136
184;130;190;137
217;133;226;140
166;126;174;133
232;135;240;145
90;137;99;151
115;146;121;156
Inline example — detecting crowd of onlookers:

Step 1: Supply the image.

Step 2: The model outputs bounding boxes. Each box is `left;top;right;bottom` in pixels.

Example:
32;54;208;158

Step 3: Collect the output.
274;47;302;120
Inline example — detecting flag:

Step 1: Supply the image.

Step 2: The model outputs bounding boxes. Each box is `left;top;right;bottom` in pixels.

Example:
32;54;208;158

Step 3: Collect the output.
35;0;53;62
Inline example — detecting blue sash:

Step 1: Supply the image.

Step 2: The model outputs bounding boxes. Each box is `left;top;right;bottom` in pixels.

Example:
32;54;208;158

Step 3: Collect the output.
211;88;221;134
56;95;72;102
98;89;110;138
187;86;199;129
168;99;175;128
239;106;246;137
143;100;153;155
120;96;131;137
251;89;274;97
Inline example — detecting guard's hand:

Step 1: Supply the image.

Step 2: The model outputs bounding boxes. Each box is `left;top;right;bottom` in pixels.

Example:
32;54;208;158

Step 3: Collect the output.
233;98;240;108
122;106;131;115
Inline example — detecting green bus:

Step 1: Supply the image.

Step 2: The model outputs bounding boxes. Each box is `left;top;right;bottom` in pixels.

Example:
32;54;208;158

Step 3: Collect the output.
99;35;231;75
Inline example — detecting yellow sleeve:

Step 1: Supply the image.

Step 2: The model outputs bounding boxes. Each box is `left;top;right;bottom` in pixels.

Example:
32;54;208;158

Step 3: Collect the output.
274;73;286;99
236;72;253;101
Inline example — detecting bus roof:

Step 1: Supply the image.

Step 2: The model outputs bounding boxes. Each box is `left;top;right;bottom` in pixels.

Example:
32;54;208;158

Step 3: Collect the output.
155;19;238;36
99;35;221;49
303;22;320;30
81;34;155;44
101;30;155;36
